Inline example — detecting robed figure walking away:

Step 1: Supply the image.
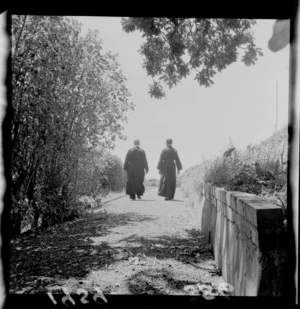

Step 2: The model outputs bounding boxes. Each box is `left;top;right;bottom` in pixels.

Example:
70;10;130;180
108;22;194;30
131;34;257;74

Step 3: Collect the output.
157;138;182;200
124;139;149;200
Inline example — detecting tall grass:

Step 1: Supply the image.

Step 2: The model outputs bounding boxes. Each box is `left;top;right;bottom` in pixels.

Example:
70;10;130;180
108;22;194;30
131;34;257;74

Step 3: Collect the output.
180;126;288;212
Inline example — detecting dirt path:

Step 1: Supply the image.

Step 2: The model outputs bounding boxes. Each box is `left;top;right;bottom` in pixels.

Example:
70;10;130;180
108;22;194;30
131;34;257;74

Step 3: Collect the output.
10;188;224;296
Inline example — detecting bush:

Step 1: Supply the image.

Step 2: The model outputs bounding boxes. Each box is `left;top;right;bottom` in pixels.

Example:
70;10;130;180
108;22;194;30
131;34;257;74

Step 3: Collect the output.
179;164;205;198
11;16;133;236
75;151;126;197
180;126;288;216
145;178;159;187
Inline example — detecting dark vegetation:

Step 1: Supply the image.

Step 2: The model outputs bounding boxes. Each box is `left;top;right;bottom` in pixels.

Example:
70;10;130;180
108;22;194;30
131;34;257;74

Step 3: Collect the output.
11;15;132;237
180;126;288;225
122;18;262;98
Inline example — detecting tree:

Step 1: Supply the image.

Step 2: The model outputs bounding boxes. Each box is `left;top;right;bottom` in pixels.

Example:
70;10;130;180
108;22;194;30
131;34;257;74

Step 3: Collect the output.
121;17;263;98
102;153;126;191
11;15;133;232
74;150;126;198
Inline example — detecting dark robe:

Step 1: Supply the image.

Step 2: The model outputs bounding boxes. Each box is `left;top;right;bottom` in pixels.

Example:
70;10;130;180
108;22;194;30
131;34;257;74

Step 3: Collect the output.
157;146;182;200
124;146;149;199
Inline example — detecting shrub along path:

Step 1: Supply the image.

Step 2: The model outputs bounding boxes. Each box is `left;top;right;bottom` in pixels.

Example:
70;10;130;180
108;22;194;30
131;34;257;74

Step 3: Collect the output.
10;188;226;296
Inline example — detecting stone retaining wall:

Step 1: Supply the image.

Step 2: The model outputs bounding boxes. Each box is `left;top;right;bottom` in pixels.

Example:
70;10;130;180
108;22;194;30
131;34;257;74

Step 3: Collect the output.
191;183;286;296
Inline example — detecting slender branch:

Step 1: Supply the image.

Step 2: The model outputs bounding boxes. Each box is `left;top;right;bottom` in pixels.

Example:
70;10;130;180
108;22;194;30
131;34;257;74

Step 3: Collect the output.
277;195;286;208
14;15;27;54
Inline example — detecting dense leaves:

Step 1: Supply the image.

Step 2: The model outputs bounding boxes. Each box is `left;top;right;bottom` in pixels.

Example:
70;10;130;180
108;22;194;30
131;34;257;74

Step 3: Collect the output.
11;15;133;234
121;17;263;98
76;151;126;198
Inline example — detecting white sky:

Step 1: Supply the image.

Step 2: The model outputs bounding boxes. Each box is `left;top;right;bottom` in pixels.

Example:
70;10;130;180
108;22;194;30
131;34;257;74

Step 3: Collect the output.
74;17;290;179
50;17;290;179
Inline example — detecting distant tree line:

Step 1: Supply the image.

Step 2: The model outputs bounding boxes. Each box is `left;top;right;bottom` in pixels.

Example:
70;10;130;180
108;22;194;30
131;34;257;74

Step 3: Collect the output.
11;15;133;235
144;178;159;187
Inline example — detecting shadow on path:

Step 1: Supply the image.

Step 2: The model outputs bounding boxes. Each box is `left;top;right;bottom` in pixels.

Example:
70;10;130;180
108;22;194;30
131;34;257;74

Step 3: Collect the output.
126;267;219;295
9;195;215;295
9;211;156;293
116;232;212;264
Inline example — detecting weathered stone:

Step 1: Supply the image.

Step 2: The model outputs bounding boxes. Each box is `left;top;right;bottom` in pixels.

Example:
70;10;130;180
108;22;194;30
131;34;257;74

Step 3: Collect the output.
226;206;234;222
241;220;251;241
249;223;260;247
236;198;247;216
193;184;286;297
219;189;227;204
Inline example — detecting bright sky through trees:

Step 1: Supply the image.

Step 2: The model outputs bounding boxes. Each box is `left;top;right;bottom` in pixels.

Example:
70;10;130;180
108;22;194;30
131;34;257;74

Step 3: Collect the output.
70;17;289;179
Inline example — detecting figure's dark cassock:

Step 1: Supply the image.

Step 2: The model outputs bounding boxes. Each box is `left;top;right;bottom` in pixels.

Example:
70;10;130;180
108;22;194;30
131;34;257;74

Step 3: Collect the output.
157;146;182;200
124;146;149;198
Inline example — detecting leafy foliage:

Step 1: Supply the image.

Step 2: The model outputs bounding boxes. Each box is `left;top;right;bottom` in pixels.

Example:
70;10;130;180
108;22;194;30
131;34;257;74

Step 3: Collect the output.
121;17;263;98
144;178;159;187
203;127;288;196
179;165;205;198
11;15;133;234
76;151;126;199
180;127;288;212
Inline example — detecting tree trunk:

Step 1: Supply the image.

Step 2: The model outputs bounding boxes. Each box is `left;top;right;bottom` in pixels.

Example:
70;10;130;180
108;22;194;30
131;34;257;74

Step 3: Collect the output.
31;209;40;230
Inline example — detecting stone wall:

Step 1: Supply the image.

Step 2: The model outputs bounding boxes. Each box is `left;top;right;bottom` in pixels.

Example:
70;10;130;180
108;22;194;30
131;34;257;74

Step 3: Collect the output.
191;183;286;296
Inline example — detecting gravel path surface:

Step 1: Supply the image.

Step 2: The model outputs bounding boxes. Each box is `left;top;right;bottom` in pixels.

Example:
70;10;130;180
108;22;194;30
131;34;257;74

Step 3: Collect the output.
10;188;226;297
57;188;225;295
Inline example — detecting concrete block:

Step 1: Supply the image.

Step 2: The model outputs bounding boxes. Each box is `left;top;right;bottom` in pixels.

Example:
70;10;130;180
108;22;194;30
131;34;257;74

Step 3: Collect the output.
225;221;236;284
236;213;243;235
227;207;234;222
246;249;262;296
232;220;240;236
236;198;247;216
212;186;217;197
249;223;259;247
230;192;254;212
214;187;221;200
213;196;218;206
201;198;213;240
219;201;225;215
240;220;251;241
256;208;284;251
241;243;261;296
226;191;233;206
203;184;285;296
216;214;224;267
210;206;217;245
219;189;227;204
244;203;259;227
215;186;225;197
226;205;231;220
230;194;238;212
221;219;229;278
232;209;239;228
216;199;221;212
256;207;283;229
222;204;228;218
243;198;283;229
205;190;210;202
231;234;244;295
